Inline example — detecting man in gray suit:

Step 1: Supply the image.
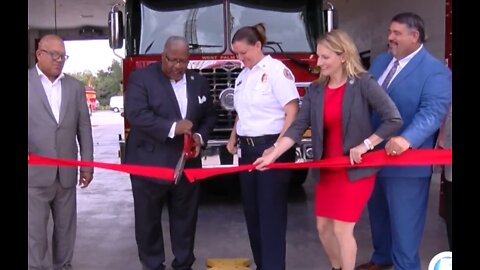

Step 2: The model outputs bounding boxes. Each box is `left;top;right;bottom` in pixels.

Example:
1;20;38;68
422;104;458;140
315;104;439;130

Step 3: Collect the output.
28;34;94;270
438;107;452;250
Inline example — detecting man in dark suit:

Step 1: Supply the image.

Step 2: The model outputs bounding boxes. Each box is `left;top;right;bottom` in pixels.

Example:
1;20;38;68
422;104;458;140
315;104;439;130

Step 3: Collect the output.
28;34;94;270
124;36;216;270
355;12;452;270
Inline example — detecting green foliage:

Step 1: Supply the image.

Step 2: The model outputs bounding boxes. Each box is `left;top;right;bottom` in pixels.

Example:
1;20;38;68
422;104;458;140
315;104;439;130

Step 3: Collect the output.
95;60;123;106
66;60;122;106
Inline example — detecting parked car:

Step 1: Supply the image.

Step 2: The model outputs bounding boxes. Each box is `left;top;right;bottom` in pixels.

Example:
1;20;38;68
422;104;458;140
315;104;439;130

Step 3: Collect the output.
109;96;124;113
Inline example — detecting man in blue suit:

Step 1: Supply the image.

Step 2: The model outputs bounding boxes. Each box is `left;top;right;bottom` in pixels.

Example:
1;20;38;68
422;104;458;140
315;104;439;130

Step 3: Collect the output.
355;12;452;270
124;36;216;270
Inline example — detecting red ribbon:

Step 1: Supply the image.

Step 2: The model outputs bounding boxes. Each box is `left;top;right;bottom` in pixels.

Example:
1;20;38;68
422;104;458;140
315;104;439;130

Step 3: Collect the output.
28;149;451;183
183;149;451;181
28;153;175;181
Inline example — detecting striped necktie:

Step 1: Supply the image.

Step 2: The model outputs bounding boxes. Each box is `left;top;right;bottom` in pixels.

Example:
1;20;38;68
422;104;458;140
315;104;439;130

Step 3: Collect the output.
381;60;399;89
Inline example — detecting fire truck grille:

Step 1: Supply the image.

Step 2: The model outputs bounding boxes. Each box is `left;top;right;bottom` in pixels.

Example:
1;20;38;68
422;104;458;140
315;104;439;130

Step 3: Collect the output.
193;67;242;140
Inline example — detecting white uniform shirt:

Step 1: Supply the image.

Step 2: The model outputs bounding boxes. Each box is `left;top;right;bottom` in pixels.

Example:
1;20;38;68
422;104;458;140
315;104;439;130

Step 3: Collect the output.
36;64;64;123
234;55;299;136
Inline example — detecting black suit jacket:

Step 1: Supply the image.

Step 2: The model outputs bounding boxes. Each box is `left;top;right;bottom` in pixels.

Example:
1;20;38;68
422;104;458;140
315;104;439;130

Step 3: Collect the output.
284;73;402;182
124;62;216;182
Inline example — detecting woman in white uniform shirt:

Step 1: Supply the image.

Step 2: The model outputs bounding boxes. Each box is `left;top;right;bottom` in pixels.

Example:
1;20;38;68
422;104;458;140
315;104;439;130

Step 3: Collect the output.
226;23;299;270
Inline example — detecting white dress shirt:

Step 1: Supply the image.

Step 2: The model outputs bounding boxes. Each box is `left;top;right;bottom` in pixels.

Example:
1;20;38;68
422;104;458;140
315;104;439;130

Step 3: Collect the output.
36;64;64;123
168;74;189;138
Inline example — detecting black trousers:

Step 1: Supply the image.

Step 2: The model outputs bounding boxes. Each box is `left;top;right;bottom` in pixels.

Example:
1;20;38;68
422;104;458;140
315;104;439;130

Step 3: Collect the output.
130;175;199;270
238;141;295;270
442;172;452;251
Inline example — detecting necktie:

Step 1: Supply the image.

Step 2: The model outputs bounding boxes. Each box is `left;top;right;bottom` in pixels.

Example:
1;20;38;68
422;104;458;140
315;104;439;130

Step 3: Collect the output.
381;60;399;89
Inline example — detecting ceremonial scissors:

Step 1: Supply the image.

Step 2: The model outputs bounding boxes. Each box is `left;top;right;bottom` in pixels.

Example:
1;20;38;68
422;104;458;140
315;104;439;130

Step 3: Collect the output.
173;133;197;184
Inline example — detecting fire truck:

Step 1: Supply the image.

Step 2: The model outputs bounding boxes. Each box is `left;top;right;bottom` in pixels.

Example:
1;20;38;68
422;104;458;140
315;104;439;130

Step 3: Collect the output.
108;0;335;186
85;86;97;115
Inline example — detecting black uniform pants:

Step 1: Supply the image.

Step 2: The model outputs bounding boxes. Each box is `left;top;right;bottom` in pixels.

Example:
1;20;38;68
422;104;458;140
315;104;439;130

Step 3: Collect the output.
238;139;295;270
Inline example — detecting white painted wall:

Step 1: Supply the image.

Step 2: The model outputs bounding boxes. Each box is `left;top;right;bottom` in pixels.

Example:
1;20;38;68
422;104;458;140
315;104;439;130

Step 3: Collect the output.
331;0;446;62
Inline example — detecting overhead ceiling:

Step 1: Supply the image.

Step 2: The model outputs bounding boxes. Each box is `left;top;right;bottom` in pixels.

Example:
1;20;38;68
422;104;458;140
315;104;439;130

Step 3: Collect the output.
28;0;123;30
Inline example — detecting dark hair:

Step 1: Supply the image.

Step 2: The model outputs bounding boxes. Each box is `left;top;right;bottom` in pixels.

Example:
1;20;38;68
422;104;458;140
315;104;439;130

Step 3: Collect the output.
391;12;425;43
231;23;267;46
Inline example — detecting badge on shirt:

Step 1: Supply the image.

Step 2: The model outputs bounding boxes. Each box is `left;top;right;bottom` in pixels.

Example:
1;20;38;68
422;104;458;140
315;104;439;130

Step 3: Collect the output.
283;68;294;80
261;73;268;83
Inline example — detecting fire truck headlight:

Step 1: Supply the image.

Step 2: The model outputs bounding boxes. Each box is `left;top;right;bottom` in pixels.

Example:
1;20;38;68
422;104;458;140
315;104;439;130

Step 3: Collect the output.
219;88;235;111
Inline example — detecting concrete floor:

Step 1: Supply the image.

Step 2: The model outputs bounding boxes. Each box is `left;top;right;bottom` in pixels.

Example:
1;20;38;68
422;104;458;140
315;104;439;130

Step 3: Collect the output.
66;111;449;270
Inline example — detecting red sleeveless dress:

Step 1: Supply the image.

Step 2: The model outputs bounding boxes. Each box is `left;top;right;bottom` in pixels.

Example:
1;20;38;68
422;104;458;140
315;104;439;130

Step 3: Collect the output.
314;83;375;222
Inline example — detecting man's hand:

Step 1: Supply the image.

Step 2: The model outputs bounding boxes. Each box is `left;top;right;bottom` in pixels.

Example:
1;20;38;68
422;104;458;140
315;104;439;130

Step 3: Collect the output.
175;119;193;135
192;133;202;158
78;171;93;188
385;136;411;156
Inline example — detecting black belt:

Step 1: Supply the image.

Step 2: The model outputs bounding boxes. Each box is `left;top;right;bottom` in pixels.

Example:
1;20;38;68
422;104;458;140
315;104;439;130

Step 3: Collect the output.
238;134;279;147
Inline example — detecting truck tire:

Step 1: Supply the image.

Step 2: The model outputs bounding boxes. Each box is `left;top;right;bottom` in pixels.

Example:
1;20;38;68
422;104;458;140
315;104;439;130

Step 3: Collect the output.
289;168;308;188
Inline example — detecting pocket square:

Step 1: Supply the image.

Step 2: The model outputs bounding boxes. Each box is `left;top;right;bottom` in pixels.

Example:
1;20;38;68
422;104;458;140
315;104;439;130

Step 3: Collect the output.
198;95;207;104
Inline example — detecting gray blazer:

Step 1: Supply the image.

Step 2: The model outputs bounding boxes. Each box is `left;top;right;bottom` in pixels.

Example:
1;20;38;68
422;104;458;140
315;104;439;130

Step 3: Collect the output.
284;73;402;182
442;107;452;181
28;67;94;188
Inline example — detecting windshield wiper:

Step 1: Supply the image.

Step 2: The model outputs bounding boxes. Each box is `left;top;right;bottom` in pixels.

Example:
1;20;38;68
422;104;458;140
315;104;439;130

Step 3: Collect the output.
145;40;155;54
189;43;222;50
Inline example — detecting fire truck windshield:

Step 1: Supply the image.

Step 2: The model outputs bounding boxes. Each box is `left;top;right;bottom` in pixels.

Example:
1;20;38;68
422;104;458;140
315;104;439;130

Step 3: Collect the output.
130;0;323;55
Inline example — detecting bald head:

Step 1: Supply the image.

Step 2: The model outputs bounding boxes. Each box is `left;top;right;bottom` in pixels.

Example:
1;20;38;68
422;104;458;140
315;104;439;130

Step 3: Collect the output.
36;34;67;82
161;36;190;81
163;36;189;52
38;34;64;50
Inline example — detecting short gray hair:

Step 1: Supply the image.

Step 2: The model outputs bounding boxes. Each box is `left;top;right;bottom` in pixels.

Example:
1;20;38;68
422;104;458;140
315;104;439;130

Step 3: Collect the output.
164;36;189;51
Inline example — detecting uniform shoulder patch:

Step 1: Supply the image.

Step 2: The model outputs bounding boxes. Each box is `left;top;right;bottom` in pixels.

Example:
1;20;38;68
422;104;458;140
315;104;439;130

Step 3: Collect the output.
283;68;294;80
261;73;268;82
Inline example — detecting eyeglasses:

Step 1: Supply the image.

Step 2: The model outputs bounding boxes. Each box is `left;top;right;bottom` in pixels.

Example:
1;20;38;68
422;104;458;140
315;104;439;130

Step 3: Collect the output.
40;49;69;61
164;54;188;65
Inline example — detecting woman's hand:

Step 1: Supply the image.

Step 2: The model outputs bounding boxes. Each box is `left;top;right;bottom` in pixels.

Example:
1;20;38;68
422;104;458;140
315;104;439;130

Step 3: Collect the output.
253;151;277;171
262;145;275;157
349;143;368;165
226;137;238;155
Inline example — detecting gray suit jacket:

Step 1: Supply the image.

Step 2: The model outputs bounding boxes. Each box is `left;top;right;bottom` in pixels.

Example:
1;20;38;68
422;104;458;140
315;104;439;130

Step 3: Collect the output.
442;107;452;181
28;67;94;188
284;73;402;182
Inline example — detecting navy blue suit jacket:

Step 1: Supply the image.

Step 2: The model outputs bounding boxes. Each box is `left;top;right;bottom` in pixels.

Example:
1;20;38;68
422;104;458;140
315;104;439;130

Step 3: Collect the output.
370;47;452;178
124;62;216;182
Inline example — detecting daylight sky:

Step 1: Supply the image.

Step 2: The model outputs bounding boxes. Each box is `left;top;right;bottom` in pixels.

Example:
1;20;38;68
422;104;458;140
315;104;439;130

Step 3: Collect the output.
63;39;125;74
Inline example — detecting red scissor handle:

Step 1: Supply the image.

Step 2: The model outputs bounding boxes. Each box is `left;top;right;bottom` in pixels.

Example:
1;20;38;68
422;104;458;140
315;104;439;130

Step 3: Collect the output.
183;133;197;159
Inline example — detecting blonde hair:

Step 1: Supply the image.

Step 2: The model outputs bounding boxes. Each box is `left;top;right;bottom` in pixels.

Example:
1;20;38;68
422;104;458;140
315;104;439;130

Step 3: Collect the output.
315;29;366;84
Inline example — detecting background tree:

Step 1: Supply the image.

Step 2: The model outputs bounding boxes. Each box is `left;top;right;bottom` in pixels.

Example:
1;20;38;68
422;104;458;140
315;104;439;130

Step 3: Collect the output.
67;60;122;107
95;60;122;106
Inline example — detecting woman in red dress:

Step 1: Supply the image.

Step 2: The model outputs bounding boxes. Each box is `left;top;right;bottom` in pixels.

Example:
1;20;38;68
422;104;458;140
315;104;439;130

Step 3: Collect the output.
254;29;402;270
